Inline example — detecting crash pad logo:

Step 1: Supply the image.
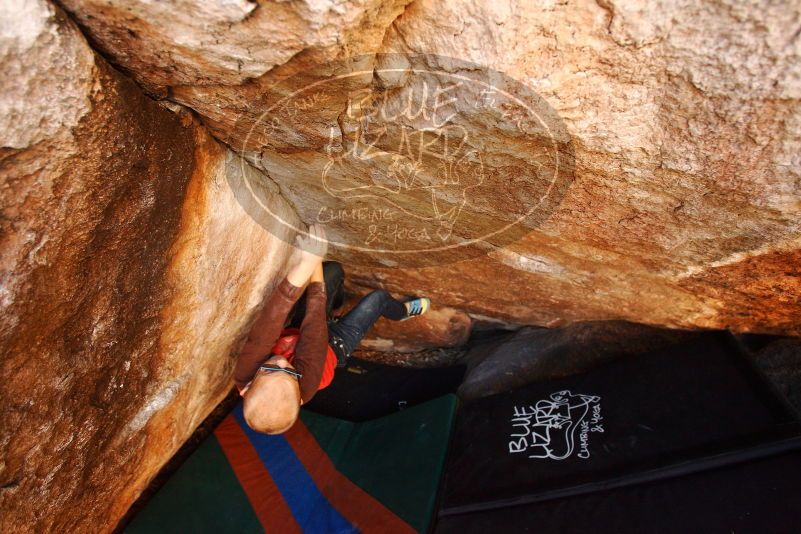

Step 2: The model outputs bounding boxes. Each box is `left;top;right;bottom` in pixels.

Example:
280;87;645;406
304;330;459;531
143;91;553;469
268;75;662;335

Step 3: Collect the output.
234;53;575;267
508;390;603;460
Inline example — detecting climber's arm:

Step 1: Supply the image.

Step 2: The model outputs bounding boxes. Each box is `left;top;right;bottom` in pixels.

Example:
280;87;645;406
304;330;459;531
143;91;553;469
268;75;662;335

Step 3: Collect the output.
234;225;327;389
290;263;329;404
233;273;306;390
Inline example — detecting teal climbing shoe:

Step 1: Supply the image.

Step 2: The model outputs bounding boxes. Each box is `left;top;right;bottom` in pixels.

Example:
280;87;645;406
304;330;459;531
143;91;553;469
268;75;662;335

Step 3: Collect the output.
401;297;431;320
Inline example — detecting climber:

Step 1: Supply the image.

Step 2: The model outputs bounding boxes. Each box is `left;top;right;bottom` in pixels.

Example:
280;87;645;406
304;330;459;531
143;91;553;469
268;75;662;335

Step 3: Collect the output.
233;223;431;434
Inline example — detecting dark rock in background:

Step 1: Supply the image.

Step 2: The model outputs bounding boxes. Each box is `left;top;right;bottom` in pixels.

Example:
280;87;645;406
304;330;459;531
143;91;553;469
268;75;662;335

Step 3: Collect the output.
749;338;801;416
458;321;697;402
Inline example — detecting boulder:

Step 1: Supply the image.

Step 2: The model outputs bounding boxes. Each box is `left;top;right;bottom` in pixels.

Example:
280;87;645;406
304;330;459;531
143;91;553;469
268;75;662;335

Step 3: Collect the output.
58;0;801;335
0;2;299;532
1;0;799;531
749;338;801;414
58;0;413;92
457;321;697;402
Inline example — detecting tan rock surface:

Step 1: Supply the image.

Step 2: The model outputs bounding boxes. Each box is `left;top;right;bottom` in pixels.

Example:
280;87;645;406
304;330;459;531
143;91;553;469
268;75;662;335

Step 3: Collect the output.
1;0;800;531
58;0;413;90
0;2;300;531
60;0;801;335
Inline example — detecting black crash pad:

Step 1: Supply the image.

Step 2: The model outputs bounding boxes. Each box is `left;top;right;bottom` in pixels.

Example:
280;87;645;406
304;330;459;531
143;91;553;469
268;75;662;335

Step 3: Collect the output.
436;447;801;534
438;333;801;521
304;357;465;421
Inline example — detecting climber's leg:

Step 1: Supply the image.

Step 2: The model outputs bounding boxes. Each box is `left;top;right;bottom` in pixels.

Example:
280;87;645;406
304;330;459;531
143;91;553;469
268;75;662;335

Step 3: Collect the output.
327;289;429;361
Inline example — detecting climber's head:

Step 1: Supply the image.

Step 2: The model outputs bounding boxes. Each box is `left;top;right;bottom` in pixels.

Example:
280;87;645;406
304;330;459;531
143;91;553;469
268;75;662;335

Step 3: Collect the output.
242;356;301;435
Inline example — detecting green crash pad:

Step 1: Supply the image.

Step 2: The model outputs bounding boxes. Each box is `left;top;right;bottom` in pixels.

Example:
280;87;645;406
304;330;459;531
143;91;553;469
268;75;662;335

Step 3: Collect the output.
126;394;458;533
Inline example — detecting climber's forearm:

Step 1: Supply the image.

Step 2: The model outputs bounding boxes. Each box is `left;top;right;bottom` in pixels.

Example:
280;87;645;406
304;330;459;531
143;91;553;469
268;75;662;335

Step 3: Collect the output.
285;258;315;288
310;262;324;284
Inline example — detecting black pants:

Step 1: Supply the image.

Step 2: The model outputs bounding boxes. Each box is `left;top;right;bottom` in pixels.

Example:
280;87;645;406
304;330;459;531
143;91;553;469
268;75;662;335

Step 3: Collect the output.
289;262;407;361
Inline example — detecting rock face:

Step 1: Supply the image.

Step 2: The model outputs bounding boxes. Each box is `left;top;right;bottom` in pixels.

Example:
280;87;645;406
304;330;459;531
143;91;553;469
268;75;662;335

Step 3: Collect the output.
59;0;412;92
2;1;800;531
457;322;696;402
59;0;801;335
749;337;801;414
0;2;299;532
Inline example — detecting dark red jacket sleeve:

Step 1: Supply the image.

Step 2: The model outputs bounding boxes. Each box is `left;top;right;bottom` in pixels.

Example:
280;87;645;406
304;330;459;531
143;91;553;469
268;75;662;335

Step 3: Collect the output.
234;276;304;389
291;282;329;404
